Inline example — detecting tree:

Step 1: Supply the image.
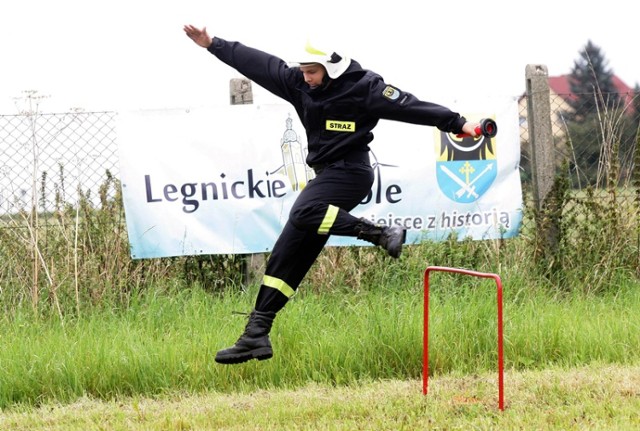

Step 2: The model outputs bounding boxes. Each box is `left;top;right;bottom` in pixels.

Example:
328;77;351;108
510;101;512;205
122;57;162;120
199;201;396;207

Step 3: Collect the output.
566;40;620;122
563;41;636;187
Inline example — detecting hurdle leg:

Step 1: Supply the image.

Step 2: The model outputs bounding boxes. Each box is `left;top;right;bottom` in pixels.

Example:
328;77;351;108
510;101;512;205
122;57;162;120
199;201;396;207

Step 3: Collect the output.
423;265;504;411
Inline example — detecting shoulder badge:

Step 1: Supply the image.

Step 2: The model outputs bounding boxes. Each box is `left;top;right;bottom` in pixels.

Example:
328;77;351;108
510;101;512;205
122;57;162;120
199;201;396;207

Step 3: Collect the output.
382;86;400;101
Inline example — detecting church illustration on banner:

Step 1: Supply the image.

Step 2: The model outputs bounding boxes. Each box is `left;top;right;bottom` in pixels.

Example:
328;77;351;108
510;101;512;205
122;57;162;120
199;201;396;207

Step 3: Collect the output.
271;115;315;191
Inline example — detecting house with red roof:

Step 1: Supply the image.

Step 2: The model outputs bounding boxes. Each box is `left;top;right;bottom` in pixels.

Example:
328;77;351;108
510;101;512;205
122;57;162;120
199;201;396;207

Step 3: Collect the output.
548;74;635;109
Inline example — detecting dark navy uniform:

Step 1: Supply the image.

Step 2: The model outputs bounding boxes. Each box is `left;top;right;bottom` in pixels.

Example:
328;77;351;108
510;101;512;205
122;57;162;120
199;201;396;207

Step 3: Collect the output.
208;38;467;314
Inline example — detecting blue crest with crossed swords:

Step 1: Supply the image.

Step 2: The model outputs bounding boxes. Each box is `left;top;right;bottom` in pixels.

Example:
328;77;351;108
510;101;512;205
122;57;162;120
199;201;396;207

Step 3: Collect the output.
435;130;497;203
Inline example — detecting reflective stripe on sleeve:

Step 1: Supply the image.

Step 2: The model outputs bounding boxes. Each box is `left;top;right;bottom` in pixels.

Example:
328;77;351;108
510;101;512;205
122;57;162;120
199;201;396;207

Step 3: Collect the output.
317;204;339;235
263;275;296;298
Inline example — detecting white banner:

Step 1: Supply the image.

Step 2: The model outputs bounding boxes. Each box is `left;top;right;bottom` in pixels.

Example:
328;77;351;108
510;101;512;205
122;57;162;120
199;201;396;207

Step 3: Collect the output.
117;98;523;259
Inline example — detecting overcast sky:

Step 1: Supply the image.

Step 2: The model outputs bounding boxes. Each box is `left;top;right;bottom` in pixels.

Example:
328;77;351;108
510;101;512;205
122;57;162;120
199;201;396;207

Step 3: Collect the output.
1;0;637;114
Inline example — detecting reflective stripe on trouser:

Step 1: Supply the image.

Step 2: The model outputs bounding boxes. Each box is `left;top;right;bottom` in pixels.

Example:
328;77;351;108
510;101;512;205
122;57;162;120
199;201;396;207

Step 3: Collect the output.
262;160;374;294
317;204;339;234
262;275;296;298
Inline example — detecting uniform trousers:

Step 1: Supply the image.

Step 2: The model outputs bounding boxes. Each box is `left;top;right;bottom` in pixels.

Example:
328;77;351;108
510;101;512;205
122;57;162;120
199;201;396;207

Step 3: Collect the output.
255;155;374;313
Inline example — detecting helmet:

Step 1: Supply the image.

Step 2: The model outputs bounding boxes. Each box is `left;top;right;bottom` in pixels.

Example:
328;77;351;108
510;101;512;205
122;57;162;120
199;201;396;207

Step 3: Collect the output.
288;42;351;79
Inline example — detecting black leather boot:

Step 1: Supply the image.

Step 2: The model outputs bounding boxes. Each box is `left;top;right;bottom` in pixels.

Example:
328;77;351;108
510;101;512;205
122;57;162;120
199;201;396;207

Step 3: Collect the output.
215;310;276;364
356;218;407;258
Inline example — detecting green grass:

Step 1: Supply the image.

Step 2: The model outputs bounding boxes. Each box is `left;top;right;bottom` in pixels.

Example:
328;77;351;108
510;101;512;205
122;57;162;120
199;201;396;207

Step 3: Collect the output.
1;364;639;430
1;279;639;410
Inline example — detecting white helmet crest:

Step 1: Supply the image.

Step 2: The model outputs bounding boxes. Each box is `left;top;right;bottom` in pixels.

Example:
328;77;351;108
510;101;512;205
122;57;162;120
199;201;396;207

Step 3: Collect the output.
288;42;351;79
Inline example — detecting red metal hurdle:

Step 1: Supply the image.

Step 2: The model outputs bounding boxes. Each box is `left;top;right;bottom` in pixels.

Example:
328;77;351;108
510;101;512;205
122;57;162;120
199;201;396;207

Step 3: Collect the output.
423;266;505;411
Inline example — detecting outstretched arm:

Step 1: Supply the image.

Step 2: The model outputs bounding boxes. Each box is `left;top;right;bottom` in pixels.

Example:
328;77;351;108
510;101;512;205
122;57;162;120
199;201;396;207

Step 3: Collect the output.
183;25;213;48
182;27;298;104
366;79;481;136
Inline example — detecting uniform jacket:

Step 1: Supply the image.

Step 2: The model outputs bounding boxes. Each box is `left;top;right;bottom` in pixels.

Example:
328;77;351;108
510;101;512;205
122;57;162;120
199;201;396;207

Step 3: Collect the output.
208;37;467;166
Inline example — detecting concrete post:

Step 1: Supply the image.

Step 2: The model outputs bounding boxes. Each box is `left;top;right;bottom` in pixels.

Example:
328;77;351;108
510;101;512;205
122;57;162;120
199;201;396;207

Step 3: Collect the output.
525;64;555;210
525;64;561;258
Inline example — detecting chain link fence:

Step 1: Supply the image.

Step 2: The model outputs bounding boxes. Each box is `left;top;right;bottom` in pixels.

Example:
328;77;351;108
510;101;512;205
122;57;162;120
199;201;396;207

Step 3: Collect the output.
521;89;639;210
1;89;639;286
519;91;639;190
0;111;118;216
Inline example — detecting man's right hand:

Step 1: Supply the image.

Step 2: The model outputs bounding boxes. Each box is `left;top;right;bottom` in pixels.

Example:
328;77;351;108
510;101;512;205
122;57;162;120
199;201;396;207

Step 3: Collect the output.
183;25;213;48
